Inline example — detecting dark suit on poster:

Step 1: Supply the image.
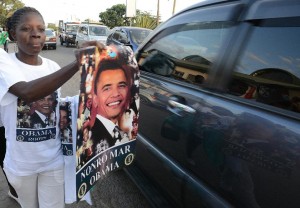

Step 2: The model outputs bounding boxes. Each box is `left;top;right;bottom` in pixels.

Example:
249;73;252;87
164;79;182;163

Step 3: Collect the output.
91;118;116;157
30;112;47;128
130;99;139;115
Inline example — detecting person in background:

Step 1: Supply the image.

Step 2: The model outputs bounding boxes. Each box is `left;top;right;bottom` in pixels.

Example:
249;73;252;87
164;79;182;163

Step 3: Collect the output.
0;27;9;52
0;7;105;208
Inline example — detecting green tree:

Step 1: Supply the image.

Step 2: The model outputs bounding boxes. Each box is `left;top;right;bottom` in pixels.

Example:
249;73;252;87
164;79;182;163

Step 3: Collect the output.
99;4;129;28
0;0;24;27
132;12;157;30
47;23;57;31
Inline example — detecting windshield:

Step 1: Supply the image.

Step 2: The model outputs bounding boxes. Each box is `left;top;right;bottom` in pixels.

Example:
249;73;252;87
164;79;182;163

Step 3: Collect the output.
45;30;54;37
129;29;152;45
89;26;109;36
66;25;79;33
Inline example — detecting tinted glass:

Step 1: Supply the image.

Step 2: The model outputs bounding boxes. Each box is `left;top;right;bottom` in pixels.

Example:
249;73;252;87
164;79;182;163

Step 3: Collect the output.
230;17;300;114
128;28;151;45
140;22;233;86
88;26;108;36
112;31;121;41
118;31;128;43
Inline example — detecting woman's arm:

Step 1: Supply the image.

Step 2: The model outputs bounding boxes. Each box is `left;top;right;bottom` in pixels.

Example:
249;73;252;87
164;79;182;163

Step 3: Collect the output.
9;60;78;103
9;41;105;103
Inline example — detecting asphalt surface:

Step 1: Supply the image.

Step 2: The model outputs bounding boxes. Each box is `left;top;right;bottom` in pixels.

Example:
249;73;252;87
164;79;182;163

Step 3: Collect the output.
0;43;151;208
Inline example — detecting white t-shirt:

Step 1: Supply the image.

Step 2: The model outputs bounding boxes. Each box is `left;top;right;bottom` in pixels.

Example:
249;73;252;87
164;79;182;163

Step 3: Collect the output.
0;51;63;176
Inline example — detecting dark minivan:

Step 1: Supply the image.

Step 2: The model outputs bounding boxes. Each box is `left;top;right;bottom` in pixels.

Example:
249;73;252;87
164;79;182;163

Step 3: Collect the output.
106;26;152;52
125;0;300;207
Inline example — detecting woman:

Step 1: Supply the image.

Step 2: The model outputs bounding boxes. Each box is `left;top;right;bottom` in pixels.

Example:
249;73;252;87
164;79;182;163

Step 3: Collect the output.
0;7;105;208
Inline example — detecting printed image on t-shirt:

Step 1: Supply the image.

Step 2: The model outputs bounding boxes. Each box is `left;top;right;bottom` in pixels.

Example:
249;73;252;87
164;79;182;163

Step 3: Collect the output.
16;92;58;142
59;101;74;156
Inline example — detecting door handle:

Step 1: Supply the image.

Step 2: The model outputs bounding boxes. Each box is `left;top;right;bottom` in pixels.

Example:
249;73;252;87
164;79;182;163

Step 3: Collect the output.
168;99;196;115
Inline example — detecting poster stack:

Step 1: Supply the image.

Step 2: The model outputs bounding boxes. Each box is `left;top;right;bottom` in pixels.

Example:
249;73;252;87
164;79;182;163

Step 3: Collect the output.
75;44;140;201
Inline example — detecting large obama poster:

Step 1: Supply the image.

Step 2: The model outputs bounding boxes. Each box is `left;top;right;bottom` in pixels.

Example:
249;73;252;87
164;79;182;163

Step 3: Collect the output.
75;45;139;201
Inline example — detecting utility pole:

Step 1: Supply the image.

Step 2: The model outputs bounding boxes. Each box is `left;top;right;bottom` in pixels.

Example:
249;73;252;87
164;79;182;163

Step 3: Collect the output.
157;0;160;26
172;0;176;15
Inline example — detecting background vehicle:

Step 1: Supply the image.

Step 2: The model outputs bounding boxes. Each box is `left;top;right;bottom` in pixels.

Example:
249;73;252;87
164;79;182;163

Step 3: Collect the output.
106;26;152;52
76;23;109;48
59;22;80;47
43;28;56;50
125;0;300;207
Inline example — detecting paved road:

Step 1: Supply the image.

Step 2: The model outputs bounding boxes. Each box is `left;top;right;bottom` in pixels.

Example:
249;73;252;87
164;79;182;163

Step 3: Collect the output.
0;42;151;208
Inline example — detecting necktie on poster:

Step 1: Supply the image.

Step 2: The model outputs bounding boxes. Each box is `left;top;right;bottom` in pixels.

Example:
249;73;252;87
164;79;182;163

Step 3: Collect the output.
74;44;140;202
44;117;49;125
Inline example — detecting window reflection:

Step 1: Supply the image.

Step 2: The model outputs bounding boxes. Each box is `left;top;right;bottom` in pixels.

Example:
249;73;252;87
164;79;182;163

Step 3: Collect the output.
141;22;233;87
231;18;300;113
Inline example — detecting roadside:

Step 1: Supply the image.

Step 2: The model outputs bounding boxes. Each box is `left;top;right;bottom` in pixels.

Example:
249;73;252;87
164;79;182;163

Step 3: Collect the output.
1;168;150;208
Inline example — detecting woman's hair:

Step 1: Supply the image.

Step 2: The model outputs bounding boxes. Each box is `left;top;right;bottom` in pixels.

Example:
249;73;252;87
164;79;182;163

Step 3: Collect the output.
6;7;43;41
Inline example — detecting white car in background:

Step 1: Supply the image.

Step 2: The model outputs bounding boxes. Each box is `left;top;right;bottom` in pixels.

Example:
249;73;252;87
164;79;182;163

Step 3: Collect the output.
76;24;109;48
43;28;57;50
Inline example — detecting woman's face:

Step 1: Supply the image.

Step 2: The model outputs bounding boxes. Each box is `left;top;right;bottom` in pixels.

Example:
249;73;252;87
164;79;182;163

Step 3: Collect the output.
12;12;46;56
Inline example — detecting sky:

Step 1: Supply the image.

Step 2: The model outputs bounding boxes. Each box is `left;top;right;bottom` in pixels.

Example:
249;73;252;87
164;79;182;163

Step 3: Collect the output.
21;0;201;25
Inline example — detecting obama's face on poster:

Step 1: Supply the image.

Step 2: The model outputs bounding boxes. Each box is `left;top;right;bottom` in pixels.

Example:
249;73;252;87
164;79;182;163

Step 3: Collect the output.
59;109;69;130
94;68;129;124
34;94;54;116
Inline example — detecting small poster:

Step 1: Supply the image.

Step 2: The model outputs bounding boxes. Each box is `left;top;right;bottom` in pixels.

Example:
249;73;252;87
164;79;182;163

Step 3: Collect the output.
59;100;74;156
75;44;140;201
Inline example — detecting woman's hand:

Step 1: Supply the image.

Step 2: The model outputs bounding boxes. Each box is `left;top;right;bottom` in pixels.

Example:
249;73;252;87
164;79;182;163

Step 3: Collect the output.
74;40;106;63
80;40;106;50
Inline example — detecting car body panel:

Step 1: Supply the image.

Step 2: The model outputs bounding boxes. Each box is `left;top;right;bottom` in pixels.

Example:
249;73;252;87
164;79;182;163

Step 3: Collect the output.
125;0;300;207
43;29;56;50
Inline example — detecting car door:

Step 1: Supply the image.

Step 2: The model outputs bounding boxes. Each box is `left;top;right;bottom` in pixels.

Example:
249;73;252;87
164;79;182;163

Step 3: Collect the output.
135;1;300;208
214;1;300;208
77;25;87;47
134;2;244;207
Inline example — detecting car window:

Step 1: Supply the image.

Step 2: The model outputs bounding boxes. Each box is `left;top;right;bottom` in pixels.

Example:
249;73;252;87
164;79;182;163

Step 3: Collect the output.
119;31;128;43
89;26;108;36
112;31;121;41
66;25;78;33
79;26;88;34
229;17;300;114
129;29;151;45
139;22;233;86
45;30;54;37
